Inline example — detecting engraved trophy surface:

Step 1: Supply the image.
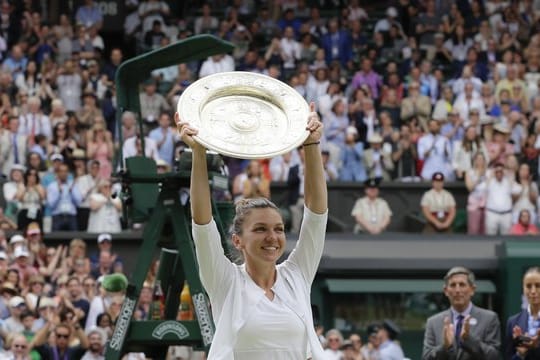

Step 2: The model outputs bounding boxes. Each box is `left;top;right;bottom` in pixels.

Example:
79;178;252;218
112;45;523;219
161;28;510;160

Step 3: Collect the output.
177;72;310;159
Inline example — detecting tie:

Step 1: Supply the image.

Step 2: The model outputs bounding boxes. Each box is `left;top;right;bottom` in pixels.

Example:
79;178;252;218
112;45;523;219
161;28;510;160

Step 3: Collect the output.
455;314;464;346
12;134;19;164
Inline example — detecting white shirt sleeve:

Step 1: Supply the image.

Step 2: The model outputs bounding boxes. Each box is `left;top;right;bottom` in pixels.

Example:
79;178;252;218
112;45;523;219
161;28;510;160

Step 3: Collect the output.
285;207;328;285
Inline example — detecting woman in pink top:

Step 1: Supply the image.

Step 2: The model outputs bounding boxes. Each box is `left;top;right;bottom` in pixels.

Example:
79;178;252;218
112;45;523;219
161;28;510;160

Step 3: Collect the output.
87;122;113;179
510;209;540;235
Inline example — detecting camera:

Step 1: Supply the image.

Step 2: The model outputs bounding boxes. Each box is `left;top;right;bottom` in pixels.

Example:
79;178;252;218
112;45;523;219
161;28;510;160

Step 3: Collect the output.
514;335;532;346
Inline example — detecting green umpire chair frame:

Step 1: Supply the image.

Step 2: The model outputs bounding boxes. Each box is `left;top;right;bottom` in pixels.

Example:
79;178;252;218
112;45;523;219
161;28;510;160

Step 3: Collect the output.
105;35;234;359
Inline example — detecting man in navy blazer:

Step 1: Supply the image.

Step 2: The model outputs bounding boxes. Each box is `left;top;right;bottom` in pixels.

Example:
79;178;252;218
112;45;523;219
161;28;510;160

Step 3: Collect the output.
422;266;501;359
321;18;351;67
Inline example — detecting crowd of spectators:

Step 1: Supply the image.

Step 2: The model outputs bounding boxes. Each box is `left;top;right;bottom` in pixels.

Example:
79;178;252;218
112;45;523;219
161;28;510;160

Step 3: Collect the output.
0;0;539;358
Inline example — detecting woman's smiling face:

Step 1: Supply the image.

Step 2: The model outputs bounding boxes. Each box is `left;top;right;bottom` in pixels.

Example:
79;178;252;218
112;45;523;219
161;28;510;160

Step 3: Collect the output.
233;208;286;265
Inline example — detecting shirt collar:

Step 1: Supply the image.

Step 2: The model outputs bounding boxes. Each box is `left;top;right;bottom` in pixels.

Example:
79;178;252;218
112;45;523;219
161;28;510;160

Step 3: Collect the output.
451;302;473;319
527;305;540;319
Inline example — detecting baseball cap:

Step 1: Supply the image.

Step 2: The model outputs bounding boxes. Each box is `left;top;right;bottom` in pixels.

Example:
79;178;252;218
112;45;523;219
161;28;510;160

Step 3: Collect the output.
9;296;26;308
340;340;354;350
10;234;25;245
366;323;381;337
27;223;41;236
346;126;358;136
432;172;445;181
365;178;380;188
382;319;401;340
50;153;64;162
386;7;398;17
14;246;29;258
0;251;7;260
97;233;112;244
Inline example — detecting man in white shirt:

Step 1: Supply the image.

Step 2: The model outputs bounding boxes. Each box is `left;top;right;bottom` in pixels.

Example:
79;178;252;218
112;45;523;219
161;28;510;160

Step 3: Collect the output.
57;59;83;112
0;117;27;177
374;7;401;34
417;119;454;180
75;159;100;231
269;150;300;182
452;65;483;96
479;163;520;235
18;97;52;143
122;134;160;164
280;26;301;72
453;82;485;126
198;54;235;78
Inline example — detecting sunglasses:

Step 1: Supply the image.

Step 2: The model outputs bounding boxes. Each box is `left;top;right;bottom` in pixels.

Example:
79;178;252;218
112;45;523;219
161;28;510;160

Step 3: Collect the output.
14;344;27;349
328;338;340;342
56;333;69;338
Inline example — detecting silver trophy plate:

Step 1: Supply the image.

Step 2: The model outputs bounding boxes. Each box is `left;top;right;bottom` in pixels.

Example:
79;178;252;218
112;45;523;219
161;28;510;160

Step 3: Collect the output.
177;71;310;159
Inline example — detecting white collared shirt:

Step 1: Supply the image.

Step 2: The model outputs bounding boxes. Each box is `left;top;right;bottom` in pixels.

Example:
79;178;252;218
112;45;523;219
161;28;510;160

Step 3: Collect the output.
527;305;540;336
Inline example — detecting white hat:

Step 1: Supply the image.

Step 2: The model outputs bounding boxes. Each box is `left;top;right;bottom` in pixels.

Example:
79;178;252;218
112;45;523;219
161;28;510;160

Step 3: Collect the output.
13;246;29;258
494;123;510;134
8;296;26;308
0;251;7;260
9;234;25;245
346;126;358;136
50;153;64;162
38;297;57;309
386;7;398;17
10;164;26;173
156;159;169;168
368;133;383;143
481;115;494;125
97;233;112;243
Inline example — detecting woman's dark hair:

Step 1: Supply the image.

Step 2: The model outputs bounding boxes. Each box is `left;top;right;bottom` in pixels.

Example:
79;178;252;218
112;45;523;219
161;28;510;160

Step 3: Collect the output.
462;125;481;152
97;312;112;326
231;198;280;236
24;168;40;186
52;122;68;144
516;162;530;184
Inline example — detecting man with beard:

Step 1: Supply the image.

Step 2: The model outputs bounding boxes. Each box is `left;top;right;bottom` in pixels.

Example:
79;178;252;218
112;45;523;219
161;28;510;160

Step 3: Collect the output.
81;326;106;360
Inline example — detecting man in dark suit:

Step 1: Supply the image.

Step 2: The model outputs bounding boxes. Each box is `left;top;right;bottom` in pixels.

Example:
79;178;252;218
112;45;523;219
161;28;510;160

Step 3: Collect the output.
321;18;351;67
422;266;501;359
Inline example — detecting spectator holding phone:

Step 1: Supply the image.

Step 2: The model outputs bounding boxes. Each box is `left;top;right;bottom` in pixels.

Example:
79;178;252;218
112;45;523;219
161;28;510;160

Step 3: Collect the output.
505;267;540;359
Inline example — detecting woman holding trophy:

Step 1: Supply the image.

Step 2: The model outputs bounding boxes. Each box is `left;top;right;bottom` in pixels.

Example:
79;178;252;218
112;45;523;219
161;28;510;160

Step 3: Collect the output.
176;100;328;359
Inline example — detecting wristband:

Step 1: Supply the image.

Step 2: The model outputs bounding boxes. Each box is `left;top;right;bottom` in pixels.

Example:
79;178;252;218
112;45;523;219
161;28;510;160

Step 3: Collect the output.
303;141;320;147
